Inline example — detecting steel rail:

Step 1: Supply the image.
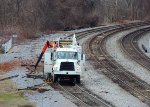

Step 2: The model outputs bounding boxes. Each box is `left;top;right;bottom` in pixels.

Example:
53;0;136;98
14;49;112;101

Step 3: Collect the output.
84;24;150;106
56;83;111;107
121;27;150;73
23;22;150;106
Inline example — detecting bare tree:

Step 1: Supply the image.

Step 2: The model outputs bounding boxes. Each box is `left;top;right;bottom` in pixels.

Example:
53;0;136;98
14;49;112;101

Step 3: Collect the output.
0;0;150;39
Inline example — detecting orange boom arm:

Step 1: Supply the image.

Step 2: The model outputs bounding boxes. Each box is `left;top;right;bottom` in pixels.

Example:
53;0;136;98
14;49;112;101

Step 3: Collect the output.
34;41;57;69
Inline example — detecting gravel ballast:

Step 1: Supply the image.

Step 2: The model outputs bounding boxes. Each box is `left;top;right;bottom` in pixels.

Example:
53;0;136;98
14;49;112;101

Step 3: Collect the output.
106;27;150;85
1;33;77;107
138;31;150;57
78;32;148;107
6;68;77;107
1;26;149;107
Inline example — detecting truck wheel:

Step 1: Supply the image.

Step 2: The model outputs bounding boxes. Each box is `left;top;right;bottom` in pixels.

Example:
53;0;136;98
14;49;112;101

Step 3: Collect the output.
45;74;48;80
76;75;80;84
53;75;57;83
45;73;51;81
42;67;44;78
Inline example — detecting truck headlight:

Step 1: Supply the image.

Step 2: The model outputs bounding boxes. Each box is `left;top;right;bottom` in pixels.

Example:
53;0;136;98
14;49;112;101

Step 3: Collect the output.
53;67;57;71
76;66;80;71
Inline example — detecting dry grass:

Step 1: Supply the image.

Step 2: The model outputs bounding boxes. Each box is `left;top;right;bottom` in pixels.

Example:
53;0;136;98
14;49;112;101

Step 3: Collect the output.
0;60;21;74
0;80;35;107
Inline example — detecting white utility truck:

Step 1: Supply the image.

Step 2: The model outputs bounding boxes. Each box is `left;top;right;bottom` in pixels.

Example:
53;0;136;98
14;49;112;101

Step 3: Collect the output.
41;34;85;83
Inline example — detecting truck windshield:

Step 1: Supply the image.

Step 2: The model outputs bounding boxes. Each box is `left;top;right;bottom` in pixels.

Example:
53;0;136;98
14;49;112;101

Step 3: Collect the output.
57;51;78;59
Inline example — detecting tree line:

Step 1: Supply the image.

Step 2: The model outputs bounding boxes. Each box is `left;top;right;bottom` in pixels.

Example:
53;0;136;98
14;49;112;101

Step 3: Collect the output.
0;0;150;38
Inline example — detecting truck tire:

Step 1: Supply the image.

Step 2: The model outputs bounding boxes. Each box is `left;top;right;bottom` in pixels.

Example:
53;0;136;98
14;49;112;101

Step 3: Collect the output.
45;74;48;80
53;75;58;83
76;75;80;84
45;73;51;81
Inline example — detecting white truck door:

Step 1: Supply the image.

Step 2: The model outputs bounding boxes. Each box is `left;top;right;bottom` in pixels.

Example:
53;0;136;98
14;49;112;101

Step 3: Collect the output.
44;52;52;74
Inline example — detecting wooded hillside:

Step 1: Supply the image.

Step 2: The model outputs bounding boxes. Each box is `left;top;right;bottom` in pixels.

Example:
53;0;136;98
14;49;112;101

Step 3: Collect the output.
0;0;150;37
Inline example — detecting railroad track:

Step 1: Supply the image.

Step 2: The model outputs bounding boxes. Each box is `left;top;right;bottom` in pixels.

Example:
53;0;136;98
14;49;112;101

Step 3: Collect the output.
48;26;120;107
68;22;150;40
21;22;150;106
49;82;112;107
19;25;116;107
83;24;150;106
121;27;150;74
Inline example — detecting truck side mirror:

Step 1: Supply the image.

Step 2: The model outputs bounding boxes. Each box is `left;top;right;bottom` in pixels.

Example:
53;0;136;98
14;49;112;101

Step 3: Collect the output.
81;54;83;60
77;60;80;65
82;54;85;63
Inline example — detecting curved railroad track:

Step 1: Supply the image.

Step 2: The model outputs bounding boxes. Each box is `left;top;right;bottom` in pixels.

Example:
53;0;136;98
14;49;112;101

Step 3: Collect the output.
48;26;121;107
44;24;131;107
83;24;150;106
22;25;119;107
121;27;150;74
22;22;150;107
50;23;150;107
69;21;150;39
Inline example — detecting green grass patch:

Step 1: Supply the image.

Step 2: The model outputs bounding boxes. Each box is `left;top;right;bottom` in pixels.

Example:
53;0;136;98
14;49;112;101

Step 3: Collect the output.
0;92;24;100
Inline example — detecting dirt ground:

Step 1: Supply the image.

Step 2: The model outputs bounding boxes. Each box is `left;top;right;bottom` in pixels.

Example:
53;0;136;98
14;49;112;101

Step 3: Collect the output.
0;77;35;107
0;60;20;75
0;59;35;107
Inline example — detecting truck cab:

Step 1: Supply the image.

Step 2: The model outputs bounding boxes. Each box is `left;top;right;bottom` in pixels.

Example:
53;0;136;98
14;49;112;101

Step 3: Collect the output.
43;34;85;83
44;46;85;83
